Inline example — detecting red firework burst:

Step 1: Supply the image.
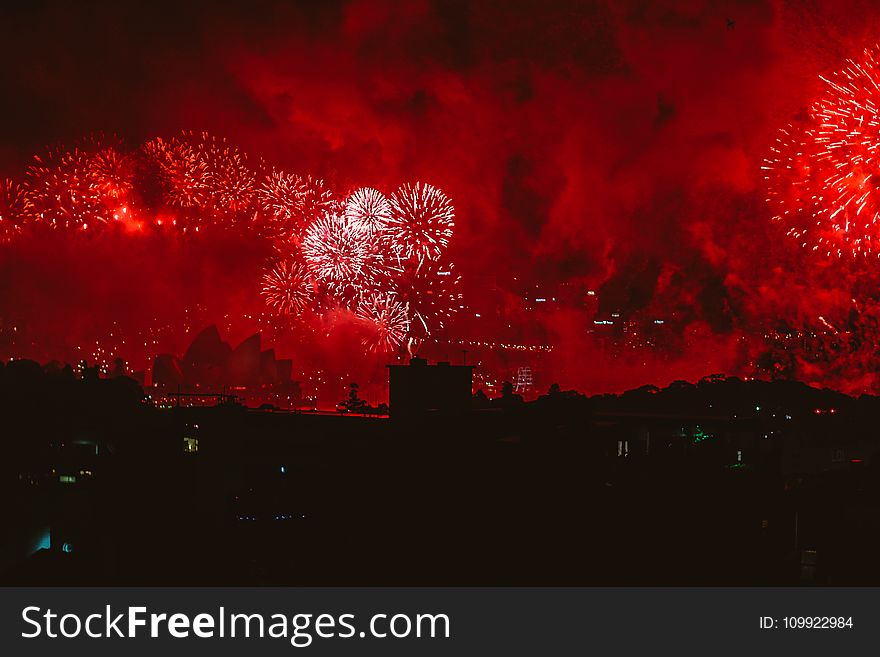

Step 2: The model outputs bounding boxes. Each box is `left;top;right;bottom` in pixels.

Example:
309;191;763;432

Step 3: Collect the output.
765;45;880;257
143;135;209;209
261;259;314;315
26;141;117;230
88;144;136;202
143;132;256;226
344;187;391;234
356;292;409;353
192;132;256;214
388;182;454;264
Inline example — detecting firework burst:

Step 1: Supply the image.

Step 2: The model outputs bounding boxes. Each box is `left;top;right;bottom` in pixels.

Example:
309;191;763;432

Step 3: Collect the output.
261;259;314;315
1;128;463;357
388;182;454;264
765;45;880;257
301;211;380;291
344;187;391;234
356;292;409;353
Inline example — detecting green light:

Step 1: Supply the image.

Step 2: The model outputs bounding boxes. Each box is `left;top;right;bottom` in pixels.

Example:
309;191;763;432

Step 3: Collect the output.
692;425;713;444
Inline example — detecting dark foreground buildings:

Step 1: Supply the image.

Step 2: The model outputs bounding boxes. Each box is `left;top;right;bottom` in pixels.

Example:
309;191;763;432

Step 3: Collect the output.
2;356;880;586
387;357;474;417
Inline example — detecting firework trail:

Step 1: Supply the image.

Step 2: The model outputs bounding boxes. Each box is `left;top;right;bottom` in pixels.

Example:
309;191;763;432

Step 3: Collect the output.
261;259;314;315
355;291;409;353
344;187;392;234
765;45;880;257
388;182;454;264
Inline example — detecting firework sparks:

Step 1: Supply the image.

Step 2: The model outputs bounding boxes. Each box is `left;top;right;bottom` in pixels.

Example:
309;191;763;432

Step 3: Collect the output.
765;45;880;257
193;132;256;215
261;259;314;315
143;135;209;210
258;170;306;229
388;182;454;264
257;171;334;241
393;259;462;337
298;175;335;222
88;143;136;202
142;131;256;227
0;178;33;242
356;292;409;353
26;144;112;230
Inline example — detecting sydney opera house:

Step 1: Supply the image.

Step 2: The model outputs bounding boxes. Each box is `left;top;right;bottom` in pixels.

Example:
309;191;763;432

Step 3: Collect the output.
151;326;302;407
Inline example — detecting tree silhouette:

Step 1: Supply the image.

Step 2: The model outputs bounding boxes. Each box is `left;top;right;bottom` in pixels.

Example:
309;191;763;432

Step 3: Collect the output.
345;382;367;412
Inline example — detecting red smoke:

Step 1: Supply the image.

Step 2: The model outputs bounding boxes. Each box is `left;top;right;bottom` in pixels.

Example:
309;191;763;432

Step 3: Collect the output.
5;1;880;398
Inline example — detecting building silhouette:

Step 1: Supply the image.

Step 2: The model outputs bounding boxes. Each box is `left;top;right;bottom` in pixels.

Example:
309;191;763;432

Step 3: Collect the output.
387;357;473;417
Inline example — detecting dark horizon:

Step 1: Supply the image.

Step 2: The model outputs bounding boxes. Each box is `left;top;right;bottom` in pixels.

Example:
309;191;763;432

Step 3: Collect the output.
3;351;877;587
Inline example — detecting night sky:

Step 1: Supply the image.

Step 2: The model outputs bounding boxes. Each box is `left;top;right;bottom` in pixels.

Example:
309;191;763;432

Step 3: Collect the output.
3;0;880;396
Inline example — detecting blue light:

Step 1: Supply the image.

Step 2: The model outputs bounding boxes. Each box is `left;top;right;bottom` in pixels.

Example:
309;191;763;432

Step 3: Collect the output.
62;542;73;554
30;529;51;554
280;465;286;474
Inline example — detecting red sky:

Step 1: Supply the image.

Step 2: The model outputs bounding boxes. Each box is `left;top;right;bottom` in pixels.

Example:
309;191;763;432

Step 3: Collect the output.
3;0;880;394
